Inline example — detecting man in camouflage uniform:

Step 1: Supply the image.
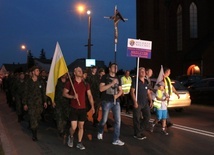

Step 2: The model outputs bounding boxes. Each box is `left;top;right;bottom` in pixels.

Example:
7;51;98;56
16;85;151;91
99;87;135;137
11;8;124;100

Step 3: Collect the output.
53;73;70;137
12;72;26;122
23;66;47;141
4;72;15;108
39;70;52;122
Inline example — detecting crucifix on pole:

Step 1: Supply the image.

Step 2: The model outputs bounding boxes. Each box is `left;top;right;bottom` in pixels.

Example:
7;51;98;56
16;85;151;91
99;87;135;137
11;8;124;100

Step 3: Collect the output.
104;5;128;64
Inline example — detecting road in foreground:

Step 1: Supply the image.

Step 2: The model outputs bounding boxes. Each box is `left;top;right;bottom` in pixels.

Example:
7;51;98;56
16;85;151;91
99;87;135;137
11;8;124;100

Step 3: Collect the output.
0;91;213;155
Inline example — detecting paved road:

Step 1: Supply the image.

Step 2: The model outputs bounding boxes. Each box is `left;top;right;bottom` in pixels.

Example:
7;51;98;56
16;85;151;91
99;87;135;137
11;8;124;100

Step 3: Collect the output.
0;91;214;155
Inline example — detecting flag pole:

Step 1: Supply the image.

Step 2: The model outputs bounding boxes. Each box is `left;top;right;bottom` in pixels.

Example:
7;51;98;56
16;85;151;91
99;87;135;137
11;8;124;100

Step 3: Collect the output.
66;72;80;106
135;57;140;100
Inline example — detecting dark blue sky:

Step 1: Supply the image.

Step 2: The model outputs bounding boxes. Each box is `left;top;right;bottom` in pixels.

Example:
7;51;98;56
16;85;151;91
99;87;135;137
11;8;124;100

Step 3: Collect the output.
0;0;136;70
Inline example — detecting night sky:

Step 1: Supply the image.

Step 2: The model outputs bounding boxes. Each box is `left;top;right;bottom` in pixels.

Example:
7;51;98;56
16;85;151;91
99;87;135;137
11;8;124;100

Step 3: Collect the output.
0;0;136;70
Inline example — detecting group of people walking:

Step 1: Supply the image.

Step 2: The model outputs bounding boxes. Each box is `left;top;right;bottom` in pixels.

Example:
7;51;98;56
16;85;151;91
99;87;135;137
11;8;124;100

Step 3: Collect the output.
1;63;179;150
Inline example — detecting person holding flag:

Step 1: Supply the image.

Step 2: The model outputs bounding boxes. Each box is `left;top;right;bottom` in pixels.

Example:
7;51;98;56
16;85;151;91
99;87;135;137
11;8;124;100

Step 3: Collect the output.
130;67;153;140
154;66;180;127
151;81;170;135
63;67;95;150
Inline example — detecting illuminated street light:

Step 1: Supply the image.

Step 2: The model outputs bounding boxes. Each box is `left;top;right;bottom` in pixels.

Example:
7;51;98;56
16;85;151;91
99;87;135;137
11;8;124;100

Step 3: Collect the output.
21;45;26;50
21;44;29;69
87;10;91;15
77;4;85;14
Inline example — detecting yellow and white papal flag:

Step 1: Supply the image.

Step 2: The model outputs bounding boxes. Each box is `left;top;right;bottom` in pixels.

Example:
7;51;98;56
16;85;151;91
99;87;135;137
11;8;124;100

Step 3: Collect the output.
46;42;68;103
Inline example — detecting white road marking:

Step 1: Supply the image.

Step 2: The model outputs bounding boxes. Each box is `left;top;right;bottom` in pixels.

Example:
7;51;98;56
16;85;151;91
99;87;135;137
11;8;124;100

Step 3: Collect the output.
121;112;214;138
172;124;214;138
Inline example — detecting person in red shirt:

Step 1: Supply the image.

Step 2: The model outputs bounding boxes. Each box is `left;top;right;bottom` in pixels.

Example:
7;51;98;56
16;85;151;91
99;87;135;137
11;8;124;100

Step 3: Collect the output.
63;67;95;150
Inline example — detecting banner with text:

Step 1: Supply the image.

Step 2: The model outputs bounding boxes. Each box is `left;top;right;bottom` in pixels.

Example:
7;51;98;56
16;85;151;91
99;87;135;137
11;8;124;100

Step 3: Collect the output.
127;38;152;59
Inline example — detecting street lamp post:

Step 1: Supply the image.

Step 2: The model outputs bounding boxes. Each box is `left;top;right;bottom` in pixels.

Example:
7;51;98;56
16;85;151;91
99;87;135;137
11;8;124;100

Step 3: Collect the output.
76;4;93;59
86;10;92;59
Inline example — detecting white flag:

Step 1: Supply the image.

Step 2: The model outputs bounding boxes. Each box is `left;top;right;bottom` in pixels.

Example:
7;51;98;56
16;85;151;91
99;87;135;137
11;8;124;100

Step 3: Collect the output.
154;65;165;90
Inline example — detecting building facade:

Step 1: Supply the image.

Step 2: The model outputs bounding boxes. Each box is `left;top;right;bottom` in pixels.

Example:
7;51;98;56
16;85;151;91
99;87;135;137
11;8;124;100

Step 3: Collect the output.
137;0;214;77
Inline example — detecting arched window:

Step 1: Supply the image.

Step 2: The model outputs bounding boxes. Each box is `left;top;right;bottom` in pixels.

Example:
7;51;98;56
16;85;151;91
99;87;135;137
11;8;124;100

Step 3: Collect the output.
177;5;182;51
190;2;198;38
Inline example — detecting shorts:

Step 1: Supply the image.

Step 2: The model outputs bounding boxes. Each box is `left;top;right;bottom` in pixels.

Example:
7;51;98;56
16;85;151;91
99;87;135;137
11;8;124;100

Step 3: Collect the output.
69;107;87;122
156;109;168;120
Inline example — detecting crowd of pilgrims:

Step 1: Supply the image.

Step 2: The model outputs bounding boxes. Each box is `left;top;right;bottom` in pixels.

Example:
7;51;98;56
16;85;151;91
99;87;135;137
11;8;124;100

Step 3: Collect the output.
0;65;175;150
0;66;112;140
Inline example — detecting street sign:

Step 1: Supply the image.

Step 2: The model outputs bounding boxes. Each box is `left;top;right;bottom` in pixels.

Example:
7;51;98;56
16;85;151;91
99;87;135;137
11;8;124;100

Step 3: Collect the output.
127;38;152;59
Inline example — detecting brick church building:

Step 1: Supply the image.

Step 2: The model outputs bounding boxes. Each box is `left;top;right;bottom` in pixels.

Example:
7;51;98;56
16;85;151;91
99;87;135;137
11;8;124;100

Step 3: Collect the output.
137;0;214;77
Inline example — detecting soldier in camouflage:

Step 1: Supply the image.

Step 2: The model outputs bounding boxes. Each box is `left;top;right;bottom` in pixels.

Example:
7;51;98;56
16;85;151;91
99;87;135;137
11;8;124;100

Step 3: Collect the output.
52;73;70;137
11;72;26;122
23;66;47;141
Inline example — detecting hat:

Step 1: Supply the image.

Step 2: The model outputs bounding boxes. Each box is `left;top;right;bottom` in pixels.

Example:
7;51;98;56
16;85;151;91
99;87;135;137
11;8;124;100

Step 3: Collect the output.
156;81;165;87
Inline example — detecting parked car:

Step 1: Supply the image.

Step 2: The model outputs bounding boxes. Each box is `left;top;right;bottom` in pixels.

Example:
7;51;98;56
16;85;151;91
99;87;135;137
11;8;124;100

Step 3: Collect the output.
176;75;203;87
151;78;191;111
188;78;214;103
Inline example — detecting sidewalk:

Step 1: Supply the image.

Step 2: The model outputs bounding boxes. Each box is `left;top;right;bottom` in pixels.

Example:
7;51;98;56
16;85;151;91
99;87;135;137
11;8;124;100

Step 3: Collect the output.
0;91;43;155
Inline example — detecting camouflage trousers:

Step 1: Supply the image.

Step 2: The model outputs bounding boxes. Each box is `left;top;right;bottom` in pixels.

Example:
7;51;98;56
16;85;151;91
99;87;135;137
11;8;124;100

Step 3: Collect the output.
28;105;43;129
15;96;23;116
54;105;70;134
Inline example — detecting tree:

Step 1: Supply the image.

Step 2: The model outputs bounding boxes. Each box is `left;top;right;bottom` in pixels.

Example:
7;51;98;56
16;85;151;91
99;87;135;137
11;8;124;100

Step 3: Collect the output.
39;49;46;60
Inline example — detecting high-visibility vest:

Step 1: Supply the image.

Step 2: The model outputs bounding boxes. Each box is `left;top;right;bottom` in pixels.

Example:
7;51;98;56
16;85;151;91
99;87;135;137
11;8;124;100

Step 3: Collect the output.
164;77;173;96
153;89;167;109
153;98;162;109
121;76;132;94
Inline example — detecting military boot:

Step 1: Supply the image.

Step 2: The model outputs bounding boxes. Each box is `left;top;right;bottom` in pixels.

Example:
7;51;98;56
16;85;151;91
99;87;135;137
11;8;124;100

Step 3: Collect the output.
32;129;38;141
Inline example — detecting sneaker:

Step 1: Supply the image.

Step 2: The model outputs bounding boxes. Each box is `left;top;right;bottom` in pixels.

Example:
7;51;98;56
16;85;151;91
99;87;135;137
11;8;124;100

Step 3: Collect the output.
97;133;103;140
112;140;125;146
161;130;169;135
67;135;73;147
76;143;85;150
133;134;147;140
